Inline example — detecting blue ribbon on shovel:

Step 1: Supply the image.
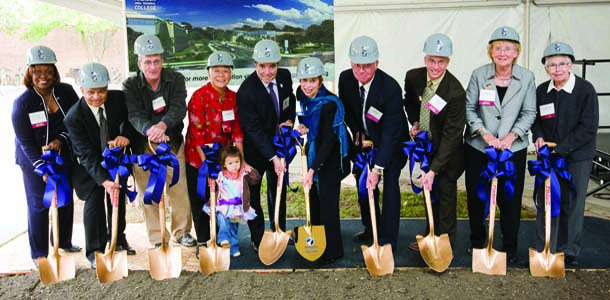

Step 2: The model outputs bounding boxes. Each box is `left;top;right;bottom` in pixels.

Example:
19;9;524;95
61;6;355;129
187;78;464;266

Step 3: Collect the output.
197;142;222;202
101;146;138;203
273;126;302;192
137;142;180;205
477;146;516;221
34;149;71;208
352;145;378;201
402;131;436;198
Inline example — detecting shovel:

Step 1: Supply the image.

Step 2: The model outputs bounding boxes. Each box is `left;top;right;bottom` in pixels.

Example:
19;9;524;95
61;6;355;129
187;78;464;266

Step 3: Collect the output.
199;178;230;275
96;171;128;283
38;187;76;285
294;150;326;261
529;177;565;278
148;188;182;280
417;189;453;272
259;159;292;265
362;187;394;276
472;176;506;275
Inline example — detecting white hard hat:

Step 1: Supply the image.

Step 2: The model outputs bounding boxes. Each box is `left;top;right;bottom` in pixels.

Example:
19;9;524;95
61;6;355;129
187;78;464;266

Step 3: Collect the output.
79;62;110;89
26;45;57;66
252;40;281;63
541;42;575;64
423;33;453;57
134;34;164;56
207;51;234;69
296;57;324;80
349;36;379;64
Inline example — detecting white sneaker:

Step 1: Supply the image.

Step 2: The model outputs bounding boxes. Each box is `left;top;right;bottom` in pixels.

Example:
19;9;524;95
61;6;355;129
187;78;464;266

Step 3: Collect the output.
232;251;240;257
220;240;230;247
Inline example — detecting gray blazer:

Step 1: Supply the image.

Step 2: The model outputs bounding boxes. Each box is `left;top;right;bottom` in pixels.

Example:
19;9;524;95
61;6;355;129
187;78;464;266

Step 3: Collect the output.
465;63;536;153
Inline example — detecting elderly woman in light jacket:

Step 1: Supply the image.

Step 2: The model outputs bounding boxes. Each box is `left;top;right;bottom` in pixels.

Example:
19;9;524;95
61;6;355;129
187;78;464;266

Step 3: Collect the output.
464;26;536;264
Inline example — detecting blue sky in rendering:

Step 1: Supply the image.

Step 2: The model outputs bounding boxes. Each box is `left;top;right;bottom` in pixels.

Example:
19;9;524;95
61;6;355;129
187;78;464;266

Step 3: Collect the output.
125;0;333;30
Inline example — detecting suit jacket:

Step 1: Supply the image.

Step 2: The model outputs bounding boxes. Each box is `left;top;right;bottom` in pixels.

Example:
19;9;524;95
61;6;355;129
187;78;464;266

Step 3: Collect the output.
236;68;296;169
465;63;537;153
338;68;408;168
64;90;135;200
404;67;466;181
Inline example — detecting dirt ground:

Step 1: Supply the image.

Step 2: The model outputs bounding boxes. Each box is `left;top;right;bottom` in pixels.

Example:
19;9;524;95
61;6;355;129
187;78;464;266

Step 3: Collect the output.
2;268;610;299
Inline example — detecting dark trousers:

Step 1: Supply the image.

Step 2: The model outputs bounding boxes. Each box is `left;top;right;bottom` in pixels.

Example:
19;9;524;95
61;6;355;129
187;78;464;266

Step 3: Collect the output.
377;154;407;249
424;172;458;247
465;144;526;254
309;169;344;259
247;161;287;245
21;164;74;259
186;164;211;243
353;167;380;233
84;186;127;259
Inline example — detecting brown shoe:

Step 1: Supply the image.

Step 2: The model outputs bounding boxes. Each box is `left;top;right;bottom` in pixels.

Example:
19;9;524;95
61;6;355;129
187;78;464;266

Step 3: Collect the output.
408;242;420;252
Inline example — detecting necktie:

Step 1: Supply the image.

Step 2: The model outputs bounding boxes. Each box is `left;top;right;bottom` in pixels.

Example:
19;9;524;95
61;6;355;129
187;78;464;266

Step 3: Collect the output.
419;80;434;133
268;82;280;118
360;86;366;106
99;107;108;151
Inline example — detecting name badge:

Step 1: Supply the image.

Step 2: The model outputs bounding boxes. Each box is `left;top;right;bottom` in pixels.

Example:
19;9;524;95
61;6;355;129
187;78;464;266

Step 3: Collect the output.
152;96;166;113
479;89;496;106
222;109;235;122
426;94;447;115
540;103;555;120
29;111;47;128
366;106;383;123
282;97;290;111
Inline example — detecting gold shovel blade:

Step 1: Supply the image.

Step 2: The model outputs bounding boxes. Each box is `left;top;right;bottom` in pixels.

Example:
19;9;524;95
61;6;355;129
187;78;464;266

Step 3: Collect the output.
258;229;292;265
472;248;506;275
361;244;394;276
529;248;565;278
95;250;128;283
294;225;326;262
148;243;182;280
199;244;230;275
416;233;453;273
38;254;75;286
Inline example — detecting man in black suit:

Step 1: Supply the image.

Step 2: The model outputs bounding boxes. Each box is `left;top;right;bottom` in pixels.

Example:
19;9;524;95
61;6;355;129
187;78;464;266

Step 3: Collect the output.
339;36;408;250
237;39;296;251
64;63;136;269
404;33;466;251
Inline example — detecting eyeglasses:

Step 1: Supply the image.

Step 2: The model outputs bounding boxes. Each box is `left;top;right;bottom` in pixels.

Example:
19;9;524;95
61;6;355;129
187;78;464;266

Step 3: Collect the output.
545;62;571;71
141;59;162;67
32;70;54;77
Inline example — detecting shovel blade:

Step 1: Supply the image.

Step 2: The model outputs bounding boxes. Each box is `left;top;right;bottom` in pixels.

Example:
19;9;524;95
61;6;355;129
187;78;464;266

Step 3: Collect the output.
529;248;565;278
199;244;230;275
258;229;292;265
148;245;182;280
416;234;453;273
361;244;394;276
472;247;506;275
38;253;75;286
294;225;326;262
95;251;128;283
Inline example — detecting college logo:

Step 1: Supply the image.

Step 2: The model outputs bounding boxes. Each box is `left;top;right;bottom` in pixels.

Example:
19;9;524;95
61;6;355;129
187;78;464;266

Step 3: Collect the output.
436;39;444;53
38;49;45;60
146;39;154;49
217;53;224;63
90;71;98;82
264;47;271;57
500;28;508;36
306;236;314;246
361;45;369;57
554;43;561;51
304;63;312;74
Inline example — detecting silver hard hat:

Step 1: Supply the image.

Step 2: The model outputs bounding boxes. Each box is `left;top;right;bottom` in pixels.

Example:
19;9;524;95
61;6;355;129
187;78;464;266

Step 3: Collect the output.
423;33;453;57
349;36;379;64
79;63;110;89
26;45;57;66
207;51;234;69
296;57;324;80
134;34;164;56
541;42;575;64
489;26;520;44
252;39;281;63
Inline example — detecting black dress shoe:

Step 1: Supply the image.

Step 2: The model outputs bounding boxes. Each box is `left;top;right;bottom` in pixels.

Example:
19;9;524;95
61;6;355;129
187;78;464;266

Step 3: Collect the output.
352;230;373;242
288;236;295;246
61;245;82;253
116;244;136;256
566;256;580;267
251;241;259;252
467;247;473;256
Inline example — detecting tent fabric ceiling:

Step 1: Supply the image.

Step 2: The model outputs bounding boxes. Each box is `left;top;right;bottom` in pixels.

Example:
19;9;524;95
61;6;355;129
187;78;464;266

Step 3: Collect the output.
40;0;123;26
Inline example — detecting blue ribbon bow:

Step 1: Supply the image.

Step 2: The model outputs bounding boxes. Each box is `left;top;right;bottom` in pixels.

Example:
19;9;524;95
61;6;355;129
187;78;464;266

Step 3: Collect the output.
352;146;378;201
101;147;138;203
34;149;71;208
527;145;576;218
197;142;223;202
273;126;302;192
402;131;437;197
477;146;517;221
137;142;180;205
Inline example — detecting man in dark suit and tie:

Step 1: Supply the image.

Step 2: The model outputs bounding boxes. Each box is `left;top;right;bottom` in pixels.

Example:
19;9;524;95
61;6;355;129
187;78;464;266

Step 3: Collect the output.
237;39;296;251
64;63;136;269
339;36;408;250
404;33;466;251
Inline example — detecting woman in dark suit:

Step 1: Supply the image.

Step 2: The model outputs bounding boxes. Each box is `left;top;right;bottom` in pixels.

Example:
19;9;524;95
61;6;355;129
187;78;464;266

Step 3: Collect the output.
296;57;350;265
11;45;81;265
464;26;537;263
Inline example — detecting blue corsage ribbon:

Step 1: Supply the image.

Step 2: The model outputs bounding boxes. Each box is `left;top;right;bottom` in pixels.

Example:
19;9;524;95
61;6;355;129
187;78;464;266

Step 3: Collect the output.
101;146;138;203
197;142;222;202
402;131;437;199
34;149;71;208
352;146;378;201
137;142;180;205
477;146;516;221
527;145;576;218
273;126;302;192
